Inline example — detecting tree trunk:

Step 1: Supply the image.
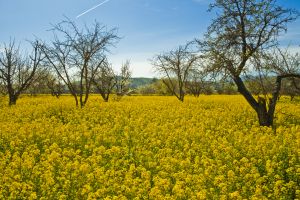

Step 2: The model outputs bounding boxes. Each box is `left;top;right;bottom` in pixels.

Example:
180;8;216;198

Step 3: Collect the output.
257;97;273;127
9;94;18;106
233;74;300;127
233;76;275;127
179;93;184;102
72;93;79;107
233;76;259;111
103;94;109;102
100;92;109;102
104;93;109;102
80;100;85;108
179;87;184;102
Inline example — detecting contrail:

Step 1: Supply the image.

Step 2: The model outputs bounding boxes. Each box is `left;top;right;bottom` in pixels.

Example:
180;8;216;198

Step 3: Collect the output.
76;0;112;18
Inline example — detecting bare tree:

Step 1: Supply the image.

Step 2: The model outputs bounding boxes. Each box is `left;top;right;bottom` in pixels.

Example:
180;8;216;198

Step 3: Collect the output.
281;78;300;101
152;43;199;102
0;40;44;105
267;48;300;100
245;76;269;96
92;58;116;102
24;69;53;96
199;0;299;126
186;69;208;97
45;72;65;98
247;48;300;125
41;19;119;107
115;60;132;97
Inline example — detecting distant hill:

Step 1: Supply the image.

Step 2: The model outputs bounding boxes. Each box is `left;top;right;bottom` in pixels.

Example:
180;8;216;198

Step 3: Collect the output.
130;77;157;89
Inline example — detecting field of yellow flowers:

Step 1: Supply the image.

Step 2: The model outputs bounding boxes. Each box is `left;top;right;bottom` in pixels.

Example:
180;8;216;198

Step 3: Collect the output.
0;95;299;199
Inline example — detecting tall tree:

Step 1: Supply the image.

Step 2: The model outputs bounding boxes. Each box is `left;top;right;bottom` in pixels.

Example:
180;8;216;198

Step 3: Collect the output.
152;43;199;102
41;19;119;107
200;0;299;126
0;40;44;105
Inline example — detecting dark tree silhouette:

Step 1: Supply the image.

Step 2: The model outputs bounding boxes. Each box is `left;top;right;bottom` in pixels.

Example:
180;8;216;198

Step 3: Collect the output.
41;19;119;107
152;43;199;102
0;40;44;105
199;0;299;126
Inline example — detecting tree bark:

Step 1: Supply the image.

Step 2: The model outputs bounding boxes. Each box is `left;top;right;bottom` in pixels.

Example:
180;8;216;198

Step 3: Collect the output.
179;90;184;102
179;95;184;102
257;97;273;127
101;93;109;102
234;76;274;127
72;93;78;107
234;74;300;127
9;94;18;106
233;76;259;111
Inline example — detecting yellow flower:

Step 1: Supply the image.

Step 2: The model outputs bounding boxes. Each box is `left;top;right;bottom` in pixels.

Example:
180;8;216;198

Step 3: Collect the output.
0;95;299;199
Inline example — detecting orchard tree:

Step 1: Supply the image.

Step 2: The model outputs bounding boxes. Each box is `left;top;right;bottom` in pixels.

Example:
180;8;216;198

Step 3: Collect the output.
266;48;300;102
152;43;199;102
244;75;273;96
41;19;119;107
26;70;47;95
46;72;65;98
281;78;300;101
0;40;44;105
199;0;299;126
186;69;208;97
92;58;116;102
115;60;132;97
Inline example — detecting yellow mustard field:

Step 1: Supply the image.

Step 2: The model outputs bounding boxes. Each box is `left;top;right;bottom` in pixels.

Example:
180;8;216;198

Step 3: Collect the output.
0;95;299;199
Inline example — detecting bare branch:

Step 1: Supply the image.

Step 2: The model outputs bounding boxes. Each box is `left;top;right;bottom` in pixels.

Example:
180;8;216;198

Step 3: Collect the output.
41;18;119;107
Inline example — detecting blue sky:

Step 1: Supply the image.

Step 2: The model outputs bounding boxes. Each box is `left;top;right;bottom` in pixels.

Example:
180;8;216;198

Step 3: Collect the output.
1;0;300;77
